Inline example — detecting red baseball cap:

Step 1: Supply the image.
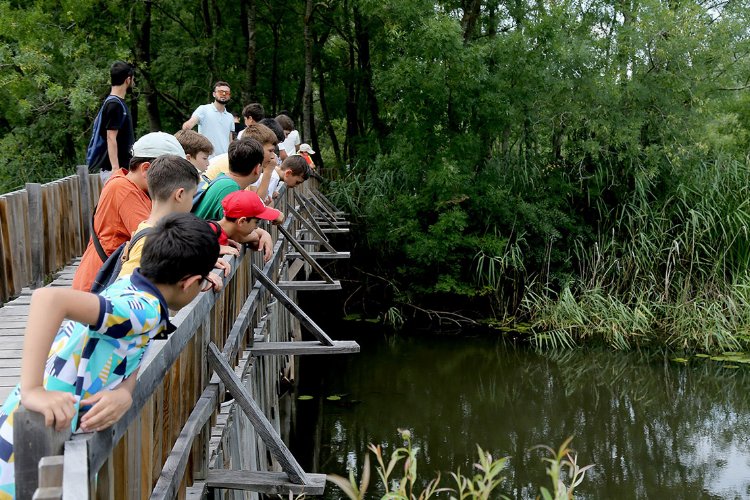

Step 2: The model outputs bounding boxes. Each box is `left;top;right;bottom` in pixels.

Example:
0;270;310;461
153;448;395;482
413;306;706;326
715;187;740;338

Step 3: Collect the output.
221;190;281;221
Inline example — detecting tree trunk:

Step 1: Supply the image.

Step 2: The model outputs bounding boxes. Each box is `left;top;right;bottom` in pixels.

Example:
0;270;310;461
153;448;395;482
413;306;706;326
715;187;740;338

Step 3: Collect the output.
302;0;314;142
271;23;280;114
343;0;358;161
243;0;258;102
353;7;386;143
132;0;161;131
317;52;341;170
461;0;483;42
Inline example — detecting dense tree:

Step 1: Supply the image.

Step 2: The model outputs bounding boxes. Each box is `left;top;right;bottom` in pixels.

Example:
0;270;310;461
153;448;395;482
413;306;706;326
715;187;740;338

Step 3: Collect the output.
2;0;750;347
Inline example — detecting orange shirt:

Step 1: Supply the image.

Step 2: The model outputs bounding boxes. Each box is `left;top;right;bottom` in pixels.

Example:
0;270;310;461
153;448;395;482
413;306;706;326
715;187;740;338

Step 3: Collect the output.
72;169;152;291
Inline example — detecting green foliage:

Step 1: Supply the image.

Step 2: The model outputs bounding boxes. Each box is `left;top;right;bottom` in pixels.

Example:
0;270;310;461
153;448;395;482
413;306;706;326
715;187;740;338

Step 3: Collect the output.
326;430;591;499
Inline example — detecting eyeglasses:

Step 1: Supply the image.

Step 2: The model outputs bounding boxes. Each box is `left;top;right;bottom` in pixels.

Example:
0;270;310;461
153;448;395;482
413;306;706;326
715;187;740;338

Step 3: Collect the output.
200;274;215;292
215;90;231;96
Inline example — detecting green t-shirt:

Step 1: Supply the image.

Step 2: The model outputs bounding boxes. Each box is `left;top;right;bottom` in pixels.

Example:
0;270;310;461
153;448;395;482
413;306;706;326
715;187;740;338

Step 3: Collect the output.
193;174;240;220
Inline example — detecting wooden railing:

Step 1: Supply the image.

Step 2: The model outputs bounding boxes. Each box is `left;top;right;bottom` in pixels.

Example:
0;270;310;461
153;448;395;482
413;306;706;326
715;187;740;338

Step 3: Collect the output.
0;166;102;302
11;178;355;499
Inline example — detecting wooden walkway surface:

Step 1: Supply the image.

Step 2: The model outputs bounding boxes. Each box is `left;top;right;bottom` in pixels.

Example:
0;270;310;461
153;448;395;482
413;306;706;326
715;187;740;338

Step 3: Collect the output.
0;258;78;400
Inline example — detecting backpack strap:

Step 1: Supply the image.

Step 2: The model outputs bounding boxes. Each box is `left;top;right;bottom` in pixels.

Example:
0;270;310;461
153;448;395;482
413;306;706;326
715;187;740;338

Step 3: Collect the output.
90;205;108;263
123;226;155;261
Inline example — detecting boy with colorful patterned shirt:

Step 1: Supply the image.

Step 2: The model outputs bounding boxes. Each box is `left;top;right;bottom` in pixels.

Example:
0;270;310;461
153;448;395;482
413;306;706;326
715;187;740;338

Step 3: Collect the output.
0;213;219;499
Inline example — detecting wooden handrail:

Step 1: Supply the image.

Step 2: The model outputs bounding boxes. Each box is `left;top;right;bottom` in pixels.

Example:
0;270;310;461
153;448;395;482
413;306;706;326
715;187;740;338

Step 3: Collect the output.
10;178;356;499
0;166;102;303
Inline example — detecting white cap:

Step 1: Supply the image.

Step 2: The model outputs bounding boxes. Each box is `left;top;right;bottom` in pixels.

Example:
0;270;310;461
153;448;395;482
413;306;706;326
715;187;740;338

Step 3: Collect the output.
132;132;186;159
299;143;315;155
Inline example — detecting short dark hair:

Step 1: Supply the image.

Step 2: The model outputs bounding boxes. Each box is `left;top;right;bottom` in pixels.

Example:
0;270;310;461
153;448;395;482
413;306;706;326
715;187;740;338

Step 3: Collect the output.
111;61;134;86
213;81;230;91
140;213;219;285
275;114;294;132
147;155;200;202
174;130;214;157
228;137;264;176
242;103;265;122
260;118;285;143
280;155;310;179
129;157;153;171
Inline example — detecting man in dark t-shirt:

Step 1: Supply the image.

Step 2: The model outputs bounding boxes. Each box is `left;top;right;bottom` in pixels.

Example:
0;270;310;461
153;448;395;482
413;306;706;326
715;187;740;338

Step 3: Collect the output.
91;61;135;181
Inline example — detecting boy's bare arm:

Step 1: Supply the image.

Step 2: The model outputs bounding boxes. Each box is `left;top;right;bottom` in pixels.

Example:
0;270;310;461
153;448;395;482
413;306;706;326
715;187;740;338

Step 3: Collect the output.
21;288;102;431
240;229;272;262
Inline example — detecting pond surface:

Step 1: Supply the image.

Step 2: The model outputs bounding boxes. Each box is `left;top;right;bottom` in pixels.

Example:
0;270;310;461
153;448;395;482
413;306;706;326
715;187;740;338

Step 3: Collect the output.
288;327;750;499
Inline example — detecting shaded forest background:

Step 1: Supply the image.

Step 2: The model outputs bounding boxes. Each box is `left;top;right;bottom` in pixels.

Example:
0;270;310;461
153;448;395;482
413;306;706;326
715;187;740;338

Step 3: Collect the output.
2;0;750;350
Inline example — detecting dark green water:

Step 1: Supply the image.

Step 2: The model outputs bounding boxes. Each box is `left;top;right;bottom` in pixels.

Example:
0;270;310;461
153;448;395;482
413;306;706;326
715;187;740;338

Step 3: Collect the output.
289;329;750;499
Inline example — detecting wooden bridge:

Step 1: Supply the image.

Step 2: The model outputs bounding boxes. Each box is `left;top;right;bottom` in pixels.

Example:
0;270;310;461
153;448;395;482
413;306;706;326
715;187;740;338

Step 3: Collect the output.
0;167;356;499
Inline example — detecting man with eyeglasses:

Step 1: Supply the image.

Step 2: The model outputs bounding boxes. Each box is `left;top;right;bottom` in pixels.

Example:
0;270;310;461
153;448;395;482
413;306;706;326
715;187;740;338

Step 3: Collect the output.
182;81;235;158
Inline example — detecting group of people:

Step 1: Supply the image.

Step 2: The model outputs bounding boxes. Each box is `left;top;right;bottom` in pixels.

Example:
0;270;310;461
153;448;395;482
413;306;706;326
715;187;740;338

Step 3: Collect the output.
0;62;317;498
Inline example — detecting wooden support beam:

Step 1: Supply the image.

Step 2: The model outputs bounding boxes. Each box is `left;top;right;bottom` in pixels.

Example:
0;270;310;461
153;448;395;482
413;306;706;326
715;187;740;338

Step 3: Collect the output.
296;192;340;230
63;439;89;499
313;190;347;216
38;455;64;488
294;191;328;241
14;407;71;500
251;265;334;346
251;341;359;356
32;487;62;500
206;342;307;485
286;252;350;260
314;219;351;226
277;225;334;283
26;183;44;289
306;191;344;223
206;470;326;495
286;205;336;252
151;387;218;500
277;281;341;291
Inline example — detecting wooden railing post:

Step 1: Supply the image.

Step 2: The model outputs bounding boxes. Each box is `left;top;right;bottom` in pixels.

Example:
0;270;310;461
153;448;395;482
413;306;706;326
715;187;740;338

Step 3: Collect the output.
77;165;91;246
25;183;44;289
13;407;71;500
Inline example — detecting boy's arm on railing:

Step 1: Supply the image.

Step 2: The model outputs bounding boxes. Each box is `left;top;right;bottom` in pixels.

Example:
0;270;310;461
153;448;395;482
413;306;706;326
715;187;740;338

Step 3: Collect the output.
21;288;101;431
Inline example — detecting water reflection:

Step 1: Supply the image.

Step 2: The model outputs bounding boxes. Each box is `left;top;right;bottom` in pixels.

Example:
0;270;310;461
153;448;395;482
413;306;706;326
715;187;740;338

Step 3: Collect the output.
289;333;750;499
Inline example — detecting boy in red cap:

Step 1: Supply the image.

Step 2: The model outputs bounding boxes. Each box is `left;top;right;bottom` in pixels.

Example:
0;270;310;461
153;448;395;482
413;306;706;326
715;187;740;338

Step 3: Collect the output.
214;190;283;261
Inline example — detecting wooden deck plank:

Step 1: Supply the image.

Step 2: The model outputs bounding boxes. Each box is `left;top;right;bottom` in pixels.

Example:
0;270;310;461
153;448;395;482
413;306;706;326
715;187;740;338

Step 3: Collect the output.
205;470;326;495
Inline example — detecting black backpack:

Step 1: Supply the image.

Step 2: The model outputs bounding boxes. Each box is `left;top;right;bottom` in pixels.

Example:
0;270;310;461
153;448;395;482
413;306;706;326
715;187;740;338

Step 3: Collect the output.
90;227;154;294
86;95;127;173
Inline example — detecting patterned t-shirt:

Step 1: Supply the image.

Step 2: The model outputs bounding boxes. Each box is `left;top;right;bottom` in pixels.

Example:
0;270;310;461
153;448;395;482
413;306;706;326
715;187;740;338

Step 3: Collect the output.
0;270;174;499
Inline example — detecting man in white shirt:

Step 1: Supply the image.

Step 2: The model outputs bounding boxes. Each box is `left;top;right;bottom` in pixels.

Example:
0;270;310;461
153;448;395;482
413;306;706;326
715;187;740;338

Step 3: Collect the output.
182;81;235;158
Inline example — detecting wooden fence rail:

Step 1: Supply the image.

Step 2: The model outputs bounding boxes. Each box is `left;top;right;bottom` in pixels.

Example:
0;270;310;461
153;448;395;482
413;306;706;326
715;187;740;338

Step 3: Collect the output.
0;166;102;302
7;177;355;499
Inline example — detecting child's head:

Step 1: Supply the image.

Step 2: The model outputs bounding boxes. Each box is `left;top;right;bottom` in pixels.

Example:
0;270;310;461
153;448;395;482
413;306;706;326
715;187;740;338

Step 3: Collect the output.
260;118;285;144
221;191;282;239
174;130;213;172
147;155;200;212
139;213;219;309
242;103;265;126
129;132;187;191
279;155;310;188
275;114;294;136
240;124;277;169
227;137;264;188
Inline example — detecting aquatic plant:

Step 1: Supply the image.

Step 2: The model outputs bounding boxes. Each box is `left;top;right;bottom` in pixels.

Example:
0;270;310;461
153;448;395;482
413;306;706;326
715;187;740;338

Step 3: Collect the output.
326;430;592;499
